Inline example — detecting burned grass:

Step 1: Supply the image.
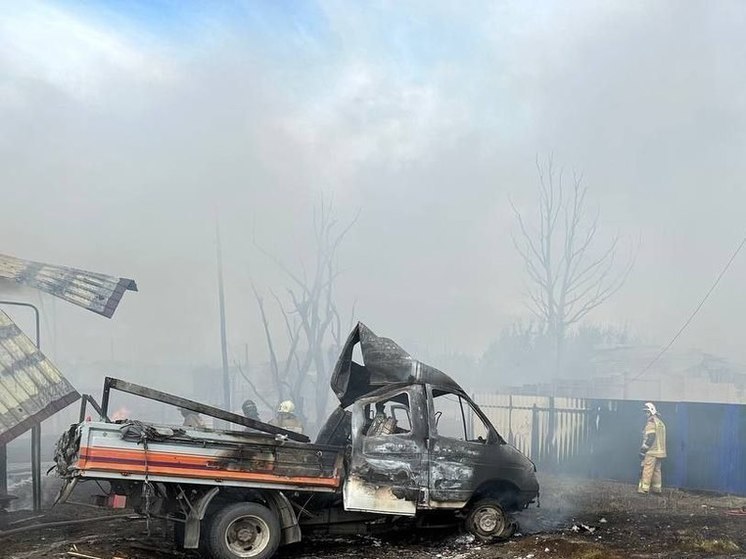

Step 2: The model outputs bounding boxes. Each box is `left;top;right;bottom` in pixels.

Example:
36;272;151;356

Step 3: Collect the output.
6;476;746;558
686;538;741;553
500;536;625;559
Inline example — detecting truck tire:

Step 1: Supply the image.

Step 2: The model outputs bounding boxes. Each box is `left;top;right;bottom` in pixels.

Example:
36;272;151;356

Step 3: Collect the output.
465;499;515;543
206;502;281;559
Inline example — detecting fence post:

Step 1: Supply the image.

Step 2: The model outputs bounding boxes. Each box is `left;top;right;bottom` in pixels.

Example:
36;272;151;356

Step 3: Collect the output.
508;394;513;446
0;444;6;495
547;396;555;472
531;404;539;465
587;403;600;479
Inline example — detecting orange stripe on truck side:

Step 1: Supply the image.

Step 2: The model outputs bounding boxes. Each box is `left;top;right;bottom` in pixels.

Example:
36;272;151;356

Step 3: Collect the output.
75;446;341;488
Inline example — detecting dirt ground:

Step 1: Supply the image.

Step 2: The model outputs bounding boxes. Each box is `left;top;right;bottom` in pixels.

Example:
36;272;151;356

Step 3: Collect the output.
4;475;746;559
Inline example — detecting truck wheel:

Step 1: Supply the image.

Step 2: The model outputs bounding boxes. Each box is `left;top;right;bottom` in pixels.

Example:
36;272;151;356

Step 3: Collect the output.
207;502;280;559
465;499;515;542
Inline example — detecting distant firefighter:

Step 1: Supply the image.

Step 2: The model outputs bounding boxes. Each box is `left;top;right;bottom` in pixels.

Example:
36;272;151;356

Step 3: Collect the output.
179;407;205;428
241;399;260;421
638;402;667;494
270;400;304;434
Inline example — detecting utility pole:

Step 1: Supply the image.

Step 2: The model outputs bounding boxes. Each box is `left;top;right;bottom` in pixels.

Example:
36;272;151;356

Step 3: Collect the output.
216;221;231;414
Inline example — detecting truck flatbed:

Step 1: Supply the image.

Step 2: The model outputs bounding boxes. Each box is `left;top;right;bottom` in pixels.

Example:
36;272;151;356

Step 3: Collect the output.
60;421;343;492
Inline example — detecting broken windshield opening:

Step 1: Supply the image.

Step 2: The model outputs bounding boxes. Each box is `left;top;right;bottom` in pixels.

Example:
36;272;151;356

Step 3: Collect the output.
431;389;497;444
363;392;412;436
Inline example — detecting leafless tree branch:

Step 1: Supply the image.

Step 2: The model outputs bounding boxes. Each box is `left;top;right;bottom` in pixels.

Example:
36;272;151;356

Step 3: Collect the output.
251;282;284;398
248;194;359;430
511;156;636;373
235;361;275;410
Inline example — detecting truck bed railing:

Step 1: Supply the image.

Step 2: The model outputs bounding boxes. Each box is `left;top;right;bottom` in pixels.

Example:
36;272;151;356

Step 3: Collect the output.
78;394;109;423
99;377;310;443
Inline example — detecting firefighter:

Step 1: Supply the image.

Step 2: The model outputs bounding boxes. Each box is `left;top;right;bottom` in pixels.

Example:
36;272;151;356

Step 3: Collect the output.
270;400;304;434
241;399;260;421
179;407;205;428
638;401;666;495
241;399;261;433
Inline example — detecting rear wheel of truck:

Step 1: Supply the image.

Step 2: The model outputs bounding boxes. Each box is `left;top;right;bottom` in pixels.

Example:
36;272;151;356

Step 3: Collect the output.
465;499;515;542
206;502;281;559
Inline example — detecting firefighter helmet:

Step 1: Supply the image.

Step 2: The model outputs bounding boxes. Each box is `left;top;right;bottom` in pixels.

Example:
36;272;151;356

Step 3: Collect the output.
278;400;295;414
643;402;658;416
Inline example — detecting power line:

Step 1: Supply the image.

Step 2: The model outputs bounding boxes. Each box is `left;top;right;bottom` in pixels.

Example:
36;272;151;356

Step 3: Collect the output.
626;233;746;385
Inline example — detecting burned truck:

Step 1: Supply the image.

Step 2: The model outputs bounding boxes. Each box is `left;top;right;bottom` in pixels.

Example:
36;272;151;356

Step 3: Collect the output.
54;323;539;559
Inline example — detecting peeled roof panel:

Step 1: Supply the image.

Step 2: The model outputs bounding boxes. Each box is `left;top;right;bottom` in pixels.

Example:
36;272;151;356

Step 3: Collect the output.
0;253;137;318
331;322;463;406
0;310;79;444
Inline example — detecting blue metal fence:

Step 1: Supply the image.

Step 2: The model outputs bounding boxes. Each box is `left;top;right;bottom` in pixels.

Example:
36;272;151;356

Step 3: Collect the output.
476;395;746;496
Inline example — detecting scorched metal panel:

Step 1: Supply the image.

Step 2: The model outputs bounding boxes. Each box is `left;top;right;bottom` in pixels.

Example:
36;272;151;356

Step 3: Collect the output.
0;310;79;444
0;253;137;318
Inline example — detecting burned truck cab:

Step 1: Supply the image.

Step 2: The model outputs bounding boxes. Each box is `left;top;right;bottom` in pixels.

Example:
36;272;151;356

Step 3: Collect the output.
332;324;539;540
424;386;538;511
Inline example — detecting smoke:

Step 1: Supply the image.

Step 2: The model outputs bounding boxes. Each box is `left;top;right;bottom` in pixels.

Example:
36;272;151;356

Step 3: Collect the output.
0;1;744;399
7;475;63;512
0;278;26;296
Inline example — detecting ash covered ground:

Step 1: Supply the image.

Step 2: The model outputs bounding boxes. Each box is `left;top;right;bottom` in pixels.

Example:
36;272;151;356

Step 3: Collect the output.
5;476;746;559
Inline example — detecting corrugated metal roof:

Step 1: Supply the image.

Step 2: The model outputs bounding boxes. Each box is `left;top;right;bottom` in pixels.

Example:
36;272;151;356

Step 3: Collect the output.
0;253;137;318
0;310;79;444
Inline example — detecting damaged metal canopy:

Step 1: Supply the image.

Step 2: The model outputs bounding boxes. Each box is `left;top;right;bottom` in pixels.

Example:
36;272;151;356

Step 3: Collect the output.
0;310;79;444
331;322;462;407
0;253;137;318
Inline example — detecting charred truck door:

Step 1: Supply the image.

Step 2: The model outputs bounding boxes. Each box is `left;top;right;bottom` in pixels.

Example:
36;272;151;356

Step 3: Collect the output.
427;387;509;507
343;385;428;515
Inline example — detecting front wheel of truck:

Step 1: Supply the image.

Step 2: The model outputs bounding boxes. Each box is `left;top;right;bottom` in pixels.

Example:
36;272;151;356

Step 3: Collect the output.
206;502;281;559
464;499;515;543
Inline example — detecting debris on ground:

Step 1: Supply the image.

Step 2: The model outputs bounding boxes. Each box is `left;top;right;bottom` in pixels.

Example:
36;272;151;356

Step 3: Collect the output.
5;476;746;558
569;523;596;534
67;545;104;559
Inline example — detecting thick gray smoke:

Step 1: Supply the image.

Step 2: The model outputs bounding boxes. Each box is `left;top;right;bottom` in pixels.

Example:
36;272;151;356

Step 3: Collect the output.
0;1;744;399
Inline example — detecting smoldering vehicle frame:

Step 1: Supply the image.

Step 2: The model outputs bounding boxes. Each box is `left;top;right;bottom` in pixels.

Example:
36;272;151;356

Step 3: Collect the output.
53;323;539;559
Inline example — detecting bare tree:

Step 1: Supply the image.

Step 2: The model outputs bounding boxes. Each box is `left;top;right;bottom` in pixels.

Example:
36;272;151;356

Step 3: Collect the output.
511;155;634;373
247;195;358;430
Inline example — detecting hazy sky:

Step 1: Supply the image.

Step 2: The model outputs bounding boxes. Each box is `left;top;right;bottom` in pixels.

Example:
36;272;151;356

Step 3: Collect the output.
1;0;745;383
